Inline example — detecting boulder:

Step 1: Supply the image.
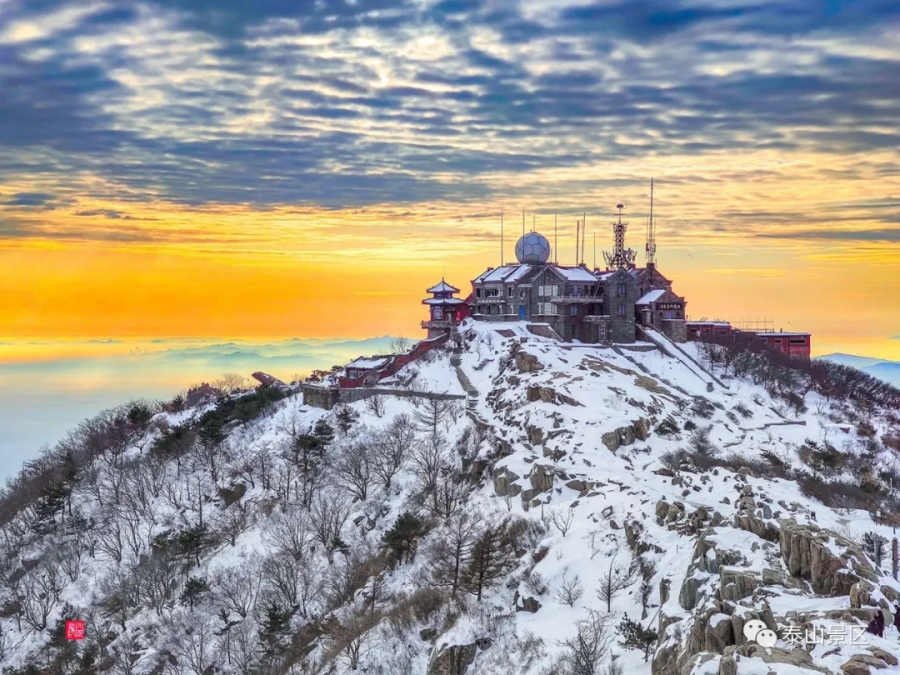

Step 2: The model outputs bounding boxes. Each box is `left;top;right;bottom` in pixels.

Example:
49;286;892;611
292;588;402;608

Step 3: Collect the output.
491;468;522;498
515;352;545;373
720;569;758;601
428;644;478;675
516;596;542;613
218;482;247;507
869;647;898;666
528;465;555;493
780;520;874;595
850;580;875;609
566;479;592;492
251;371;286;387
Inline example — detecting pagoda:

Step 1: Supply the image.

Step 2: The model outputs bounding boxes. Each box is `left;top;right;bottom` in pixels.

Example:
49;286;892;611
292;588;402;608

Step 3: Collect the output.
421;279;470;338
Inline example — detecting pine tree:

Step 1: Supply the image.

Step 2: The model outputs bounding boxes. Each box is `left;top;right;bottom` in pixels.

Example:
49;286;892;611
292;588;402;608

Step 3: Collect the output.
617;615;658;661
382;512;427;565
179;576;209;612
260;601;292;651
461;521;518;600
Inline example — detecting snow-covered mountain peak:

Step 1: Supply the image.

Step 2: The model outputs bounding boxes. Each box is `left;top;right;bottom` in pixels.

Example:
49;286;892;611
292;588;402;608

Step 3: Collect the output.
1;319;899;675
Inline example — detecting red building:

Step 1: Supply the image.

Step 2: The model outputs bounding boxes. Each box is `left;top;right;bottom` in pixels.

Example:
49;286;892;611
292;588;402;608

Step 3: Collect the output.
421;280;470;338
755;332;811;359
686;321;734;340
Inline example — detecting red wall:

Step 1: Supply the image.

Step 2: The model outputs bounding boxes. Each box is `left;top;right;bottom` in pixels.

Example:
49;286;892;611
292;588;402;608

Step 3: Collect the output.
760;335;811;359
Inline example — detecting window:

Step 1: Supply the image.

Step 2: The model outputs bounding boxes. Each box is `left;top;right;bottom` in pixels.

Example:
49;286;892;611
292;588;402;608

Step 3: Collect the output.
434;308;443;320
519;290;526;299
476;288;482;298
507;286;514;296
536;303;558;315
617;304;626;317
486;288;499;297
617;283;627;297
569;305;578;316
537;285;559;297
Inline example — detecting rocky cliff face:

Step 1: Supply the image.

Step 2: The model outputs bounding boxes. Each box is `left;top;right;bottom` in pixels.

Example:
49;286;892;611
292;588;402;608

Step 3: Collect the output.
0;319;898;675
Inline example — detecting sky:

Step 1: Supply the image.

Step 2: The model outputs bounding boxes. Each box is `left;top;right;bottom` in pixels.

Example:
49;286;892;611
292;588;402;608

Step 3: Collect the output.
0;0;899;362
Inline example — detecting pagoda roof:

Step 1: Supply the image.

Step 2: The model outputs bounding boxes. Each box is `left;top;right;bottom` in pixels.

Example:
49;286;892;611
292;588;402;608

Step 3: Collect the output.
427;280;460;294
423;297;466;306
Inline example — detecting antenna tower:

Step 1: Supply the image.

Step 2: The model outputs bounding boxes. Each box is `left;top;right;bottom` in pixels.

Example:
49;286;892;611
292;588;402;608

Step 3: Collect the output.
645;178;657;267
500;211;504;266
603;204;637;271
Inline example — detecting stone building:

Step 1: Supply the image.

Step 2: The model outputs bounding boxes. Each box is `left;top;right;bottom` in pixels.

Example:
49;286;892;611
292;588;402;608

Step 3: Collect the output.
466;226;686;344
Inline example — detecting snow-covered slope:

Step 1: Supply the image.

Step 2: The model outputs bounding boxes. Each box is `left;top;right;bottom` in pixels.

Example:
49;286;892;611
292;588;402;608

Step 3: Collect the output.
1;320;900;675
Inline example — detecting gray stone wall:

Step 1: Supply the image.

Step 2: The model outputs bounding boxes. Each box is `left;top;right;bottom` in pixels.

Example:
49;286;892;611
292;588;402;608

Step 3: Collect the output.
301;385;340;410
604;270;637;343
662;319;688;343
339;387;466;404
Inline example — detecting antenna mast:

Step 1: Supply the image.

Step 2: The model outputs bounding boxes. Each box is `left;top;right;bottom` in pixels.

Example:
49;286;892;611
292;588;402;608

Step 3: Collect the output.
582;212;586;266
575;218;580;266
554;213;558;264
500;211;504;266
522;209;525;239
646;178;657;268
603;204;637;271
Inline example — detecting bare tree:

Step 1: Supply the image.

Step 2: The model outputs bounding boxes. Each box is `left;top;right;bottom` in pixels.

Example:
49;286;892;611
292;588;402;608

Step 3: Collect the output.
20;563;62;630
554;570;585;607
549;508;575;537
98;565;140;630
414;398;452;437
390;337;412;354
428;512;477;593
365;394;387;418
330;608;381;670
212;558;263;621
372;414;417;491
225;618;258;673
261;552;304;615
135;553;181;616
266;507;314;561
168;613;220;675
429;468;467;519
214;373;248;395
216;501;255;547
335;441;373;502
311;491;351;555
411;435;448;499
596;550;638;612
108;631;144;675
558;609;612;675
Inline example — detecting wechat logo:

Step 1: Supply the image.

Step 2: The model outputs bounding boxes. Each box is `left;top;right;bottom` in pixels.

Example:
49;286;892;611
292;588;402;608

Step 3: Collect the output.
743;619;777;648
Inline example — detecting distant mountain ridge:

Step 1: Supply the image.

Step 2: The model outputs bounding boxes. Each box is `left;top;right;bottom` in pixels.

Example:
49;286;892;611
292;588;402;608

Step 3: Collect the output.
818;352;900;386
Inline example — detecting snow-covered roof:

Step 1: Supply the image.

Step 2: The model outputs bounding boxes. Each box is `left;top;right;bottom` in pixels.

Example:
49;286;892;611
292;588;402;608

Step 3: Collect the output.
423;297;466;306
426;280;459;294
475;265;534;284
637;289;667;305
756;332;810;338
554;266;598;283
346;356;390;370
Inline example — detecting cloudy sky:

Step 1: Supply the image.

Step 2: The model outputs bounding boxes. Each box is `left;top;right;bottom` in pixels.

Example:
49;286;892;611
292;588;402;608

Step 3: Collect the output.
1;0;899;357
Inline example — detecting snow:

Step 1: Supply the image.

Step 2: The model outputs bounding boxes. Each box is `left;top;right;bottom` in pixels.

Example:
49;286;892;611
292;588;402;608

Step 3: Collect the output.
3;316;899;675
346;355;391;369
553;266;598;283
426;280;460;294
637;289;667;305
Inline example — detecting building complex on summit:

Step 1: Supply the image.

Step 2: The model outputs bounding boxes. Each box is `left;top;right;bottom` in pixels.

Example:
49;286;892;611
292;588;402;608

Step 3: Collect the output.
421;199;810;357
425;204;688;345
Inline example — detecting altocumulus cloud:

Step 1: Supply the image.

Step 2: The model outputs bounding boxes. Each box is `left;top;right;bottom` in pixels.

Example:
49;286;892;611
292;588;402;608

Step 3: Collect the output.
0;0;898;211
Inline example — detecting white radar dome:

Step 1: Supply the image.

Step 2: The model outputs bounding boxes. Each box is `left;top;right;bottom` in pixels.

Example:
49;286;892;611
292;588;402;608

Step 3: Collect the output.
515;232;551;264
